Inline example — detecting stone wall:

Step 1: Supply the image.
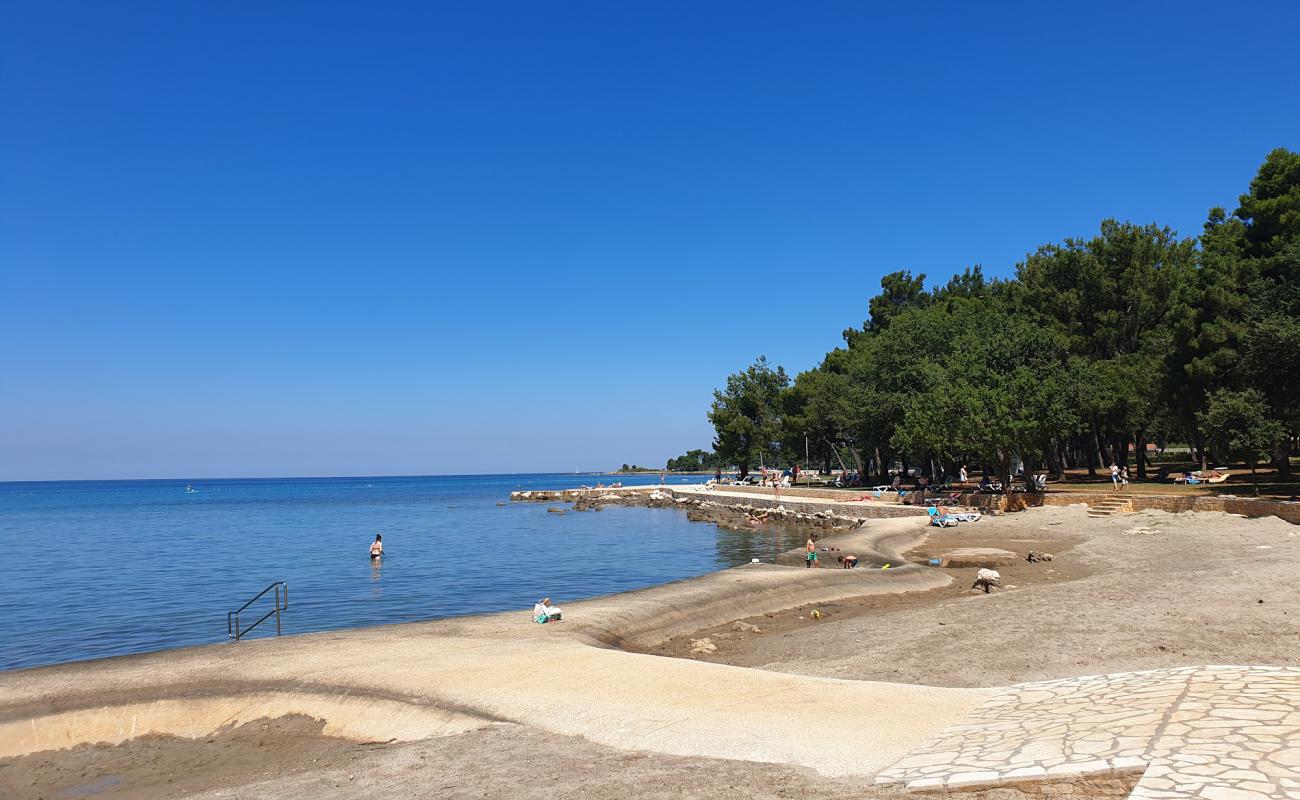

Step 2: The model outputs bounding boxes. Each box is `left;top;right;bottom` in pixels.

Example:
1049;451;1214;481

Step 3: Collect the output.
708;484;864;501
1033;492;1300;524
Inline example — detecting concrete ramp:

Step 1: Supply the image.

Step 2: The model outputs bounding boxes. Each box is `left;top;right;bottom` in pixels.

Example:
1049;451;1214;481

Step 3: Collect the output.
0;632;992;777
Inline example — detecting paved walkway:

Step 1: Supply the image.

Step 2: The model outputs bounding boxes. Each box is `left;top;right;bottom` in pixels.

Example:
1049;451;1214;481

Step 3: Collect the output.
875;665;1300;799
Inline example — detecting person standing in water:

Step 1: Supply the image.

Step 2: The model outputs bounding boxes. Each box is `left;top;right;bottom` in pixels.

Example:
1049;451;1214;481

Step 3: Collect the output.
369;534;383;560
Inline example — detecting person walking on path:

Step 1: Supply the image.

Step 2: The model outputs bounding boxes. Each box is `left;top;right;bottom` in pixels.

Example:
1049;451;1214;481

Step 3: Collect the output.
659;471;665;486
1110;463;1120;490
1120;465;1130;492
805;535;818;568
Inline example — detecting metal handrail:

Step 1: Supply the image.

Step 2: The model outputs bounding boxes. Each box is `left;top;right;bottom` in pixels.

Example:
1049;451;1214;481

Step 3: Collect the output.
227;581;288;640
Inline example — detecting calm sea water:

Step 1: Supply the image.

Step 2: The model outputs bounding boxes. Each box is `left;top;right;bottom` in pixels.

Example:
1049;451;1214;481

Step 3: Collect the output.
0;474;805;671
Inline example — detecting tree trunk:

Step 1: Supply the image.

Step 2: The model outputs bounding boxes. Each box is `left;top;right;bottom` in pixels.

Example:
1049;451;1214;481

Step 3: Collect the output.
1090;423;1106;475
824;438;849;477
1275;438;1292;480
1250;462;1259;496
1135;432;1147;481
998;452;1016;511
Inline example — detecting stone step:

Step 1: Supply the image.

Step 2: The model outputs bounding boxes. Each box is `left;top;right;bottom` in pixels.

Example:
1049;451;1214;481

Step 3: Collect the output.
1087;497;1133;517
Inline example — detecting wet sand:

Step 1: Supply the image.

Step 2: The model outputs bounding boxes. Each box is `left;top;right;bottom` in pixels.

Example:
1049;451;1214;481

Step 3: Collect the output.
651;518;1090;665
655;506;1300;687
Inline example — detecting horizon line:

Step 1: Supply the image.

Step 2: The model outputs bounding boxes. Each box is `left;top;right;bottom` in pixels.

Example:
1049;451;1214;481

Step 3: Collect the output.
0;469;667;486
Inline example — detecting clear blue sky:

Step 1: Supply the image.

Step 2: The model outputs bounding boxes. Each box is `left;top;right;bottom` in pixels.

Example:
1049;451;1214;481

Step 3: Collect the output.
3;2;1298;481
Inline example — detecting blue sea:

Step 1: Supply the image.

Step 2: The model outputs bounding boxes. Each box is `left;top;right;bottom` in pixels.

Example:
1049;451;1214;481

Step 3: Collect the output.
0;474;805;671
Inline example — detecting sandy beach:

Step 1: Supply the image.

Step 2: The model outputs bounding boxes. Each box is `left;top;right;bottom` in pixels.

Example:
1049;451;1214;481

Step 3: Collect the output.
2;500;1298;799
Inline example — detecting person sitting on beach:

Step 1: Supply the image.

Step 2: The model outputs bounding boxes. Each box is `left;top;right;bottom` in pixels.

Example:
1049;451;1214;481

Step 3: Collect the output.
837;554;858;569
369;534;383;560
533;597;562;623
971;568;1000;594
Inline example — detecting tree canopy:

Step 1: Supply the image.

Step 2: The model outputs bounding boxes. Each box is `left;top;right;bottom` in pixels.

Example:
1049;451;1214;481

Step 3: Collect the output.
705;149;1298;484
708;356;789;478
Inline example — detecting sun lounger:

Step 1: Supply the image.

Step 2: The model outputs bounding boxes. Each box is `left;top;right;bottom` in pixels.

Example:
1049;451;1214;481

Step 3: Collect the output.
926;507;959;527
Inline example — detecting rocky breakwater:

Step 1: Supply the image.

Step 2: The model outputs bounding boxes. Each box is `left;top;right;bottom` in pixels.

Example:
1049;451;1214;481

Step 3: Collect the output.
568;489;874;534
510;486;658;503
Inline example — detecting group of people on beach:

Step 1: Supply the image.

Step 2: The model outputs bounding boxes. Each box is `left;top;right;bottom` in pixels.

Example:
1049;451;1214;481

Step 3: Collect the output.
806;533;858;569
1110;463;1130;491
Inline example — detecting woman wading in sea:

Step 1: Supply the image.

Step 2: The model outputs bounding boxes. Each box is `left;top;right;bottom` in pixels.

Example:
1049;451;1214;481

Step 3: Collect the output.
370;534;383;560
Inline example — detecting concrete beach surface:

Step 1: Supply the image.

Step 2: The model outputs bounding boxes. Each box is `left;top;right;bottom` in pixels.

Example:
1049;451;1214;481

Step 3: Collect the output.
2;493;1298;799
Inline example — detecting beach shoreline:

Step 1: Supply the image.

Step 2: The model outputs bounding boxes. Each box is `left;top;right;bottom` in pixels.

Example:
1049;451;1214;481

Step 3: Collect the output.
3;496;1299;799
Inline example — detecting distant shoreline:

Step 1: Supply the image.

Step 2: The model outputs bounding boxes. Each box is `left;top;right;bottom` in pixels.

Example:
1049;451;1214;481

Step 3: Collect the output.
0;471;658;486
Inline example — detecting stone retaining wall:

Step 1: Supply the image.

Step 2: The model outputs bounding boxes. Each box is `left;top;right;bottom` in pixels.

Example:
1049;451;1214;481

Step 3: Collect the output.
708;484;865;501
1032;492;1300;523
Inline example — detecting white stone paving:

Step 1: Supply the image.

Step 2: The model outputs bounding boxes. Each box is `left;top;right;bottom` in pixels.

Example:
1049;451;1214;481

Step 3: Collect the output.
874;666;1300;799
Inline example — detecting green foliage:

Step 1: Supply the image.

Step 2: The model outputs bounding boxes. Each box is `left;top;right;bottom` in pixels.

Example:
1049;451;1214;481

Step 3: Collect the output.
1197;389;1287;494
666;449;724;472
1237;148;1300;271
708;356;790;478
887;299;1082;483
699;149;1299;485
